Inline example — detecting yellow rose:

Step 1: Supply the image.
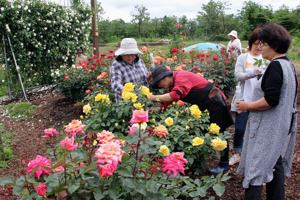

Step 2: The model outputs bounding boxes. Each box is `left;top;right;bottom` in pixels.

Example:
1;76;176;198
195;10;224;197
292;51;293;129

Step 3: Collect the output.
141;122;147;130
93;140;98;146
208;123;220;135
133;103;144;110
140;86;152;97
211;137;227;151
159;145;170;156
122;91;138;102
80;115;84;119
95;93;111;104
189;104;202;118
83;104;91;114
130;93;138;102
192;137;204;146
123;82;135;92
165;117;174;126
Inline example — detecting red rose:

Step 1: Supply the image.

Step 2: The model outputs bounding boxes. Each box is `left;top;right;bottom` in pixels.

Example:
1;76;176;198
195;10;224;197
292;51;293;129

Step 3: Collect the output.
212;55;219;61
85;89;91;94
64;73;69;80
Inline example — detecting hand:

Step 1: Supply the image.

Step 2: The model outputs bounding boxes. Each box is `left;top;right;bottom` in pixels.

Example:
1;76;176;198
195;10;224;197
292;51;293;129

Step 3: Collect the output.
255;68;262;76
236;101;249;112
148;95;158;101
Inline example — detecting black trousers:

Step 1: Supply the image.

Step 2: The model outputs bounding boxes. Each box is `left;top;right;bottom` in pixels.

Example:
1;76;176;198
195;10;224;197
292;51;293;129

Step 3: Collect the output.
245;157;285;200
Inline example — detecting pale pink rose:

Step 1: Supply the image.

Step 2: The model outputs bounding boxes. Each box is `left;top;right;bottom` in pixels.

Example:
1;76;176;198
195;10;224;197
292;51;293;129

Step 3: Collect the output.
27;155;51;179
64;120;85;136
34;183;47;196
53;166;65;172
98;163;117;177
153;125;169;138
161;152;188;177
94;141;124;177
43;128;59;138
130;110;149;124
60;136;78;151
96;130;115;143
128;124;139;135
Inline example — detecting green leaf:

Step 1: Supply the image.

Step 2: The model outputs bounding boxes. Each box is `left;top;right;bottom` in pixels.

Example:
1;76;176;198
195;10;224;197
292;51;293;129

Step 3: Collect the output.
67;181;80;194
221;174;231;182
213;183;225;197
0;177;14;186
93;190;105;200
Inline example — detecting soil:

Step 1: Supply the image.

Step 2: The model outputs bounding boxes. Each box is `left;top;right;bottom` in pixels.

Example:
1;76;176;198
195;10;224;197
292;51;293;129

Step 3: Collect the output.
0;86;299;200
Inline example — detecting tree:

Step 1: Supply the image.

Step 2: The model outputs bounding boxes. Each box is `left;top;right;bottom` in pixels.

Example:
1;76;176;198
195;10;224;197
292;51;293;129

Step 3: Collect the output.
131;5;150;37
239;1;273;39
197;0;228;40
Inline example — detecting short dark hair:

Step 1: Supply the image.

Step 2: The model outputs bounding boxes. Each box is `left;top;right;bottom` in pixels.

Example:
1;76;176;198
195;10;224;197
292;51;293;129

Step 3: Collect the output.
258;23;291;54
248;27;260;50
115;55;139;62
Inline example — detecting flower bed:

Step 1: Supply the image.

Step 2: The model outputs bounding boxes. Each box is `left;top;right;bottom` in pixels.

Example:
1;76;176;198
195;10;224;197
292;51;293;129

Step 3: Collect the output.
0;83;230;199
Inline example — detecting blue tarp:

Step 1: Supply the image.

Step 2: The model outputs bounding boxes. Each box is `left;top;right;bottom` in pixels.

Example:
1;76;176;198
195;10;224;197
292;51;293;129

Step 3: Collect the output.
183;42;222;52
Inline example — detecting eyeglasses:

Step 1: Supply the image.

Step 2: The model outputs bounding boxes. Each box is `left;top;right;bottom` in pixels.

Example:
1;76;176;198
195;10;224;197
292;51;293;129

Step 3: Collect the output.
258;41;268;47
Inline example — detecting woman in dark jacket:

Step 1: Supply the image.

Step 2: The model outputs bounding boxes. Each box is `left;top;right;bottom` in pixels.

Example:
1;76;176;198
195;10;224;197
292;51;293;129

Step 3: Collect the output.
148;66;233;173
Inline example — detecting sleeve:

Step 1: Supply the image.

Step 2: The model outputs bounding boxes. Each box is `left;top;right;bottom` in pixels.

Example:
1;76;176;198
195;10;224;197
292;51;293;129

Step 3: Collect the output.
169;79;193;101
234;54;257;82
262;61;283;107
140;59;149;86
109;62;123;102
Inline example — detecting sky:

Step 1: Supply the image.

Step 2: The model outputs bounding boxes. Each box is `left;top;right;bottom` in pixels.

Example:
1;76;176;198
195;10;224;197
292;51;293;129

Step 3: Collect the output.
54;0;300;22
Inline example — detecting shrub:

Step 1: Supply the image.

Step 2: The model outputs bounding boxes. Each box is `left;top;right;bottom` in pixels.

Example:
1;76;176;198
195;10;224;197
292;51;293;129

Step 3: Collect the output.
53;52;114;101
5;101;37;118
0;0;90;89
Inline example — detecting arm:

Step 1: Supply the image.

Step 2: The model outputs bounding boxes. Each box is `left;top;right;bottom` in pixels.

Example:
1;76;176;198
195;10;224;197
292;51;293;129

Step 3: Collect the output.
110;63;123;101
148;93;173;102
236;97;271;112
234;54;258;82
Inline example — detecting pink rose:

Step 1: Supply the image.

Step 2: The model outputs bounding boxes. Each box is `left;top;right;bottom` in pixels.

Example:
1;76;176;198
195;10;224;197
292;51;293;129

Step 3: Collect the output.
43;128;59;138
34;183;47;196
130;110;149;124
27;155;51;179
60;136;78;151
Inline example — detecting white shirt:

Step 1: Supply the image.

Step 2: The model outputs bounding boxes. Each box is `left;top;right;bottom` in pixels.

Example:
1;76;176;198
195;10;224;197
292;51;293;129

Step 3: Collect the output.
227;38;242;54
242;53;264;102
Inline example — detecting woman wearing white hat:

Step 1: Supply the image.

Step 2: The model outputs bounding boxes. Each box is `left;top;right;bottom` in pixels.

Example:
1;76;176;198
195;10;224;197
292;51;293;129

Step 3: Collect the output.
227;30;242;57
110;38;148;102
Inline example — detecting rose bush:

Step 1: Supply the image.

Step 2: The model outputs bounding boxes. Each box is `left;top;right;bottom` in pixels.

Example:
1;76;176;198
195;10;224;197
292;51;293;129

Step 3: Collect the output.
0;102;230;199
0;0;90;88
53;52;113;100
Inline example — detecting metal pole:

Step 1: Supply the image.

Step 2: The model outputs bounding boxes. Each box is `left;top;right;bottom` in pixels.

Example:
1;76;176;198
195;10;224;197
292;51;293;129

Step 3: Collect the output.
91;0;99;57
6;33;29;102
2;34;13;99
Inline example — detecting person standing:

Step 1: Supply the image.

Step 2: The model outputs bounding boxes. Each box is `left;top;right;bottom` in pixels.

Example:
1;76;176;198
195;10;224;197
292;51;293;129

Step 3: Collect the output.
227;30;242;57
229;28;267;166
237;23;297;200
110;38;148;102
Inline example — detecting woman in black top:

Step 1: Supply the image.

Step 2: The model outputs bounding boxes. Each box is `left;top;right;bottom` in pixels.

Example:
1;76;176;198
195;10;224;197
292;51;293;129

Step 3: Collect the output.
237;24;298;200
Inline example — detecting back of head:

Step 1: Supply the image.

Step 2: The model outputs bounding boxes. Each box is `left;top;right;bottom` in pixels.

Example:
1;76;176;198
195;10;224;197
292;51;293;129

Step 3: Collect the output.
258;23;291;54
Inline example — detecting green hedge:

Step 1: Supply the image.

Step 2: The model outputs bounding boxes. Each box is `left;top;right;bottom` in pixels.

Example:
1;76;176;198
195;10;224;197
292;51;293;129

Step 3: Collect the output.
0;0;91;88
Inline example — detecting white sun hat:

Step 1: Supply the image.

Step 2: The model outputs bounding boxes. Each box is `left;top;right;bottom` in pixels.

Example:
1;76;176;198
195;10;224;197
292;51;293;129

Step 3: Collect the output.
115;38;142;56
228;30;238;38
